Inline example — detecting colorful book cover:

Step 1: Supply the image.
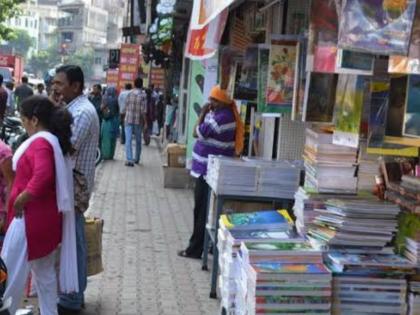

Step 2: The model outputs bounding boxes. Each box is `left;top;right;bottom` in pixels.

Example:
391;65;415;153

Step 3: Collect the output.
333;74;366;148
403;75;420;138
338;0;416;55
234;46;258;101
336;49;374;75
245;241;316;252
229;229;297;241
313;45;338;73
303;72;338;123
266;39;298;109
252;263;330;274
221;210;293;230
385;75;408;137
328;252;414;268
389;0;420;74
255;295;331;305
258;47;270;112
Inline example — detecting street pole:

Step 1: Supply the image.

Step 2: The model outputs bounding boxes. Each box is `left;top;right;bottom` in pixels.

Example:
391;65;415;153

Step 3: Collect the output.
130;0;135;44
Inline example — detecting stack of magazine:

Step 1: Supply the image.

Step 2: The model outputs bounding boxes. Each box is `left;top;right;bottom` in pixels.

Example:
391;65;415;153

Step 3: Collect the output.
386;175;420;214
303;128;358;194
408;281;420;315
308;198;400;253
206;156;300;198
326;252;415;315
357;142;379;192
405;237;420;267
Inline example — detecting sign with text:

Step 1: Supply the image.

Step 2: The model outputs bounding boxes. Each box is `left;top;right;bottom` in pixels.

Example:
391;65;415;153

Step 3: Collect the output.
108;49;120;69
106;69;119;87
118;44;140;89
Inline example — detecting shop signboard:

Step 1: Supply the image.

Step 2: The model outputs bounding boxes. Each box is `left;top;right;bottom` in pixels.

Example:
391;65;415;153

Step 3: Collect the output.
106;69;119;87
118;44;140;89
150;66;165;89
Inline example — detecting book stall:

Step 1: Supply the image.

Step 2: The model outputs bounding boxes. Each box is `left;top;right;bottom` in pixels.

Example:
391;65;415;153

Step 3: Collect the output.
181;0;420;315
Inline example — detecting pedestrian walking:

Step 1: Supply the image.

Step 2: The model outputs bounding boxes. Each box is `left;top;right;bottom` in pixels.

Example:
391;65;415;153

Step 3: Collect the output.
145;88;156;138
1;96;78;315
178;85;244;259
100;87;119;160
35;83;47;96
0;139;13;231
156;94;165;136
4;81;15;116
118;83;132;145
14;76;33;109
88;84;102;125
0;75;8;122
123;77;147;167
52;65;100;314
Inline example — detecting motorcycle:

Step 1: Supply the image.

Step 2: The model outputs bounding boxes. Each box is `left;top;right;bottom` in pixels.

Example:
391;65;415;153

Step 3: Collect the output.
0;116;27;152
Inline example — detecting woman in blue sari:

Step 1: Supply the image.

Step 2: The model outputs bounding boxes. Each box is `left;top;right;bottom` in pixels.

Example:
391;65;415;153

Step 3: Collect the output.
100;87;119;160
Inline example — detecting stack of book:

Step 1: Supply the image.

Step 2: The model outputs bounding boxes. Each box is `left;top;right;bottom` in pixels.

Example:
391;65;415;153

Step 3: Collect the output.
405;237;420;267
244;262;332;315
308;198;400;253
357;142;379;193
303;128;358;194
408;281;420;315
217;210;295;313
386;175;420;214
206;156;300;198
326;252;415;315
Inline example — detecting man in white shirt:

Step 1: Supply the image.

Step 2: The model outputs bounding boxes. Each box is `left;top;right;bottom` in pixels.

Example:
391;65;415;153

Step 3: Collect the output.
118;83;132;145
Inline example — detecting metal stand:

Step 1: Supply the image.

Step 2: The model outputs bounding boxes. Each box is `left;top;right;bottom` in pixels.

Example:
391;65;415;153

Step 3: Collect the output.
201;190;293;299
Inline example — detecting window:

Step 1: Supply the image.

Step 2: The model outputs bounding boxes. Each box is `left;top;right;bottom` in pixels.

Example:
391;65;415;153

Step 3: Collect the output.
62;32;74;42
94;57;102;65
34;20;37;29
25;18;28;28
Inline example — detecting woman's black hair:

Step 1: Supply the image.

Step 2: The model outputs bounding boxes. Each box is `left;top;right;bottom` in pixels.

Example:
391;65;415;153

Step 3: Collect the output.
20;95;74;156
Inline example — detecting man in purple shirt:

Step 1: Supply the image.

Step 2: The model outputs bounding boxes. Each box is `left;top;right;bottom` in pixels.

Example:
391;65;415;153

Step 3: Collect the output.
178;87;237;259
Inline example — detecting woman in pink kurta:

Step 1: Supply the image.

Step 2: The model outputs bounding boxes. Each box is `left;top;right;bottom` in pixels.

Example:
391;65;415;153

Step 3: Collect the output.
1;95;75;315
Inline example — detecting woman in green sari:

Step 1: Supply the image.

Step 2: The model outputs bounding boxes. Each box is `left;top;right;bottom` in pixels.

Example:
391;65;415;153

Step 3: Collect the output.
100;87;119;160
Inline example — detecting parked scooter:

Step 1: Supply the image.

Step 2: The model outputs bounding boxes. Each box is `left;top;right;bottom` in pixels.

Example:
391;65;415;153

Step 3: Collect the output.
0;116;27;152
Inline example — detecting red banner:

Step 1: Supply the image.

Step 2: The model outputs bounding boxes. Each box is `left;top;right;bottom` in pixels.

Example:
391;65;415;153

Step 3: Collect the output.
106;69;119;87
150;67;165;89
118;44;140;89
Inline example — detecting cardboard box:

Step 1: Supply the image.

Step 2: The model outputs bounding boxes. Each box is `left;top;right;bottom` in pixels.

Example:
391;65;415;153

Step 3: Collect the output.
166;144;186;168
163;166;194;189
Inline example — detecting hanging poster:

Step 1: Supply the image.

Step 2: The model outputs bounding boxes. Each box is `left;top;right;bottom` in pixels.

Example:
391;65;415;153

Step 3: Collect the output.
190;0;235;29
403;75;420;138
233;46;258;101
389;0;420;74
307;0;339;73
336;49;375;75
338;0;416;55
302;72;338;123
266;38;299;110
118;44;140;89
257;46;270;112
333;74;366;148
367;79;419;156
385;75;408;137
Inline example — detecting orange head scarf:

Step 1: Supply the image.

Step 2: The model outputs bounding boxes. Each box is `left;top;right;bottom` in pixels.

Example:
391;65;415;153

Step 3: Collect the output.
209;85;245;156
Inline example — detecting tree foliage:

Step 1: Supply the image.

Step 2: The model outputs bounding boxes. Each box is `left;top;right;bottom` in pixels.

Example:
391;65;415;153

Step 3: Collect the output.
28;46;61;76
0;0;26;41
2;29;34;57
66;48;95;80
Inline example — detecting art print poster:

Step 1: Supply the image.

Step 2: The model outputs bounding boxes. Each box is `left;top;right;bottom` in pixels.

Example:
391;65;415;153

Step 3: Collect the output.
389;0;420;74
333;74;366;148
385;75;408;137
336;49;375;75
257;47;270;113
403;75;420;138
233;47;258;101
338;0;416;55
266;39;298;110
302;72;338;123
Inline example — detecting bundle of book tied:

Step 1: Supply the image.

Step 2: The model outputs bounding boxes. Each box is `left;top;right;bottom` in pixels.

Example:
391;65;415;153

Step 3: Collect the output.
217;209;295;313
308;198;400;253
326;252;416;315
217;209;334;315
206;156;300;199
408;281;420;315
386;175;420;214
303;128;358;194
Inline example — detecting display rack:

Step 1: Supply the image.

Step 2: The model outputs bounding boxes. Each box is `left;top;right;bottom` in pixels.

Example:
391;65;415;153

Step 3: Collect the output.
201;188;294;298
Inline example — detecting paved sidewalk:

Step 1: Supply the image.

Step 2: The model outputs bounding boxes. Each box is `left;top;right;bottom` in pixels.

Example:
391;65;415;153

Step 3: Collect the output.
81;142;219;315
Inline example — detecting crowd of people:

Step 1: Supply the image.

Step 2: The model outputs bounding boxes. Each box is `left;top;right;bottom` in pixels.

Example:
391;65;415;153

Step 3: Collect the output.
0;66;181;315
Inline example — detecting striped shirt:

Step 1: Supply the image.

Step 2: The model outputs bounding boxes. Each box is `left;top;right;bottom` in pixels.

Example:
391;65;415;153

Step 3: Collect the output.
191;107;236;178
124;88;147;125
67;95;100;194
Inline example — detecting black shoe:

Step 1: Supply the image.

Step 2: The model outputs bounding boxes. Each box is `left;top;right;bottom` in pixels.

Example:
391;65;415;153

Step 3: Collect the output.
57;304;81;315
125;161;134;167
177;250;201;259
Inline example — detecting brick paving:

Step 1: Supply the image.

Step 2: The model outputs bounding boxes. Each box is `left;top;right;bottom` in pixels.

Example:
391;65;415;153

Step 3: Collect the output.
79;142;219;315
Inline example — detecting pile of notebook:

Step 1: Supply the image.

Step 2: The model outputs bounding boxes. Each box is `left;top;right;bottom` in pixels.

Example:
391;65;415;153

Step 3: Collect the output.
217;210;295;313
386;175;420;214
405;236;420;267
408;281;420;315
326;252;415;315
206;156;300;198
303;128;358;194
308;198;400;253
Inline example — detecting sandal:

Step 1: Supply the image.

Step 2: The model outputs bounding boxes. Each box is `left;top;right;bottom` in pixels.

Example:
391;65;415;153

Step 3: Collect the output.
177;250;201;259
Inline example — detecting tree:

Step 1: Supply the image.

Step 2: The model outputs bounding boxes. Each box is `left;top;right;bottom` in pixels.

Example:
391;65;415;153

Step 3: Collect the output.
28;46;61;76
67;48;95;81
3;29;34;57
0;0;26;41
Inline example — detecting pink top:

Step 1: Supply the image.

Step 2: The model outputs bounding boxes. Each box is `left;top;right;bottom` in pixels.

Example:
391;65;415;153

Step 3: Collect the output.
0;141;12;215
7;138;62;260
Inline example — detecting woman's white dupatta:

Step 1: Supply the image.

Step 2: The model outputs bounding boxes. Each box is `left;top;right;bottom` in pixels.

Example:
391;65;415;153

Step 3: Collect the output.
12;131;79;293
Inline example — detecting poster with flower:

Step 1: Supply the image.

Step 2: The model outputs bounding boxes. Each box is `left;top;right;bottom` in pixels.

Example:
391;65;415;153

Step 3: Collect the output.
266;39;299;110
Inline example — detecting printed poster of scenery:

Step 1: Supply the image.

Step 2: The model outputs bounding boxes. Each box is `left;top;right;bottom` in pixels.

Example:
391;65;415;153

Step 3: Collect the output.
404;75;420;138
338;0;416;55
257;47;270;113
233;47;258;101
333;74;366;148
389;0;420;74
266;39;298;111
